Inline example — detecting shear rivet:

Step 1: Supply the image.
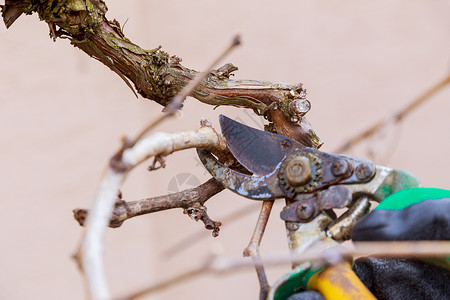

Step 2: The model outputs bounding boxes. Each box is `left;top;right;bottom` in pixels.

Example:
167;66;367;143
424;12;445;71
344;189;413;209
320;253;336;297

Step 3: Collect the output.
281;139;291;149
355;163;373;181
331;159;349;177
297;203;314;220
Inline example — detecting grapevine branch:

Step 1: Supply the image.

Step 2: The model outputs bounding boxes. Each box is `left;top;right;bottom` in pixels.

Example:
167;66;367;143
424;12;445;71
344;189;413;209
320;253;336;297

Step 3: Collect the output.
1;0;322;149
73;177;224;228
4;2;447;300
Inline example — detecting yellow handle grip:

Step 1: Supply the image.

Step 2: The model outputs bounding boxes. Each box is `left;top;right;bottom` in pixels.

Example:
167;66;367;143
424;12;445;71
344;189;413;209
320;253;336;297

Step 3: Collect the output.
308;262;377;300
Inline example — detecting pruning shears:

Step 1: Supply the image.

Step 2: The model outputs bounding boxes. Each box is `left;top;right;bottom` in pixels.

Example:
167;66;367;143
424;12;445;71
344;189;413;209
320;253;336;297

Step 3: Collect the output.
197;115;421;300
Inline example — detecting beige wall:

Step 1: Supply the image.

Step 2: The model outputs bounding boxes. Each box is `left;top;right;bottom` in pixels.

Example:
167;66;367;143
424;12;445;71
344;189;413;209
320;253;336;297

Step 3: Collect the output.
1;1;449;299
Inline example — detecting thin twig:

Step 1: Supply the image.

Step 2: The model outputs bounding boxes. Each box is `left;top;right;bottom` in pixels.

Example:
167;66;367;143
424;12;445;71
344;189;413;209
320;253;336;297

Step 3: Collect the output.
335;74;450;153
118;240;450;300
183;203;223;237
73;178;225;228
242;200;274;300
163;202;260;258
163;203;258;258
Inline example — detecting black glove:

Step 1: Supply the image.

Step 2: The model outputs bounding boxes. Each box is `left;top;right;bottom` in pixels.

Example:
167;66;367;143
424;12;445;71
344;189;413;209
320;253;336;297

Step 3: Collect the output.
351;187;450;300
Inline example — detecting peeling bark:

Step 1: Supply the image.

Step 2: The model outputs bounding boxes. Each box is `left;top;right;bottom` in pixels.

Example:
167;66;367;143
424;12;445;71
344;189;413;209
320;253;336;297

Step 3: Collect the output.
1;0;322;148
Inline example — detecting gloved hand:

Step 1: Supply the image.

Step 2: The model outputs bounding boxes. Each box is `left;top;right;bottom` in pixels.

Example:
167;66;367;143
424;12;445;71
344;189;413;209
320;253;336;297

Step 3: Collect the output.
352;187;450;241
351;187;450;300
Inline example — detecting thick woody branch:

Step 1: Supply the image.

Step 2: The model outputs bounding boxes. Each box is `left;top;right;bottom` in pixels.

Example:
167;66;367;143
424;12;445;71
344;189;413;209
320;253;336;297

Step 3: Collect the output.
1;0;322;148
74;177;224;228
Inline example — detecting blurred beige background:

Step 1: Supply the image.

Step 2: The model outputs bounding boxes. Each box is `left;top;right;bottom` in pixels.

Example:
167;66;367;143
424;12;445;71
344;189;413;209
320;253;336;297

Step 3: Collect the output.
1;1;449;299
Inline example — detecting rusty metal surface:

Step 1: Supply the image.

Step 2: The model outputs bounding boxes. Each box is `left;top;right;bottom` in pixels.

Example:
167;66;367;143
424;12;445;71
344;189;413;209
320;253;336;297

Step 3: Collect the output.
280;186;353;223
197;117;422;268
317;186;352;210
197;116;423;299
345;166;393;202
285;212;338;268
281;197;319;222
198;144;377;201
196;148;285;199
326;196;371;242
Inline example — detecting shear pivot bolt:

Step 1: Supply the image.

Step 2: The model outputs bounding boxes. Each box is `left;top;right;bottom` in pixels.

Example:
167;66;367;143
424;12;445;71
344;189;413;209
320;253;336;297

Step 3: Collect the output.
285;156;312;186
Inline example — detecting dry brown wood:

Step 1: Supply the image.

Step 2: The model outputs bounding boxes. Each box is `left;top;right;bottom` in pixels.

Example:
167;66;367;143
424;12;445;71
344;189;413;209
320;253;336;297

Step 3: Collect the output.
73;178;224;228
1;0;322;149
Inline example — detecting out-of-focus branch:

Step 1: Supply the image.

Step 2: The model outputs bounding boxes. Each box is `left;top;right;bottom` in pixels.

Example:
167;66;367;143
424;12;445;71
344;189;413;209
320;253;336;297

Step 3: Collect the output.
1;0;322;148
242;200;274;300
335;74;450;153
119;121;227;170
118;240;450;300
116;265;206;300
81;169;123;300
76;122;227;300
215;241;450;270
73;178;224;228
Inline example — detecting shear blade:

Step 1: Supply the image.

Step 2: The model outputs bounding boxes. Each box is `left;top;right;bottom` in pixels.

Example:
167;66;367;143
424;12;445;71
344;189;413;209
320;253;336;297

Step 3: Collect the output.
219;115;302;176
197;148;285;200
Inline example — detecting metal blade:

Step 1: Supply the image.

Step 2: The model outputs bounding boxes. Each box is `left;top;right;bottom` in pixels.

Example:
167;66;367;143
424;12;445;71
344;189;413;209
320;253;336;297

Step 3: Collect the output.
197;149;285;200
219;115;302;176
